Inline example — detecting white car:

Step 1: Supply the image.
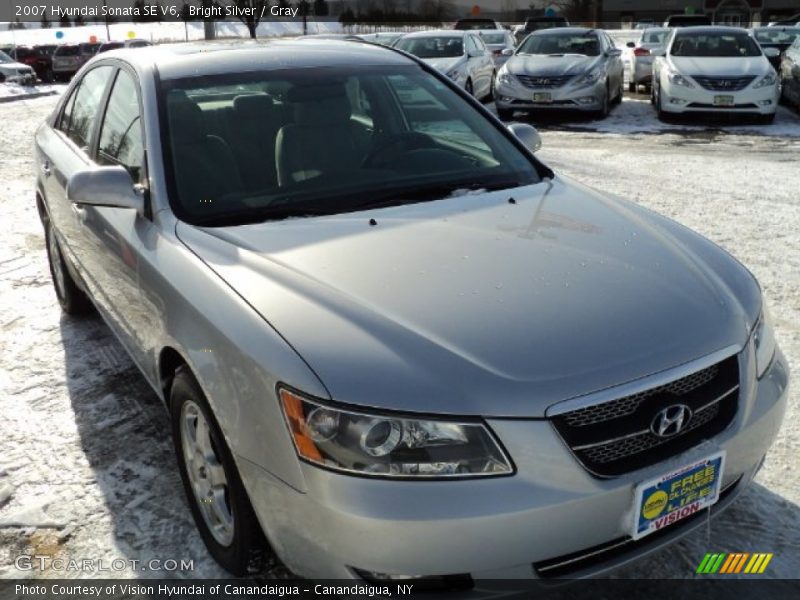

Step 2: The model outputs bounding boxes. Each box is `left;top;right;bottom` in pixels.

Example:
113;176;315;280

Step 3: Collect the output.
394;30;495;99
652;26;780;122
625;27;670;92
0;50;36;85
476;29;517;69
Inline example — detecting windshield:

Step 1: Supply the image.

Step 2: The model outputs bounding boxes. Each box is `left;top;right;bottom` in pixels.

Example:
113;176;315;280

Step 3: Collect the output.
160;65;541;226
672;32;762;57
395;36;464;58
481;33;507;44
518;32;601;56
753;27;800;44
55;46;80;56
0;51;13;63
642;30;670;44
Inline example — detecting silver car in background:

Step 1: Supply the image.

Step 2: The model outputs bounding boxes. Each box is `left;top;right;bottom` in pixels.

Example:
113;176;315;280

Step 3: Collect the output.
394;30;495;99
625;27;670;92
477;29;517;69
495;27;625;120
35;40;788;585
0;50;36;84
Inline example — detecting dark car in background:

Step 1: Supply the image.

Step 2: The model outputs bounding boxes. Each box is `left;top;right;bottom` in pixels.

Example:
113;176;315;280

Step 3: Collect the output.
664;14;712;27
752;26;800;71
514;16;570;44
781;34;800;110
454;18;503;30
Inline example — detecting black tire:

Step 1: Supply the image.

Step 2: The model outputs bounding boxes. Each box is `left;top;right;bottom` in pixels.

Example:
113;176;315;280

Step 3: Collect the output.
595;84;610;118
487;71;496;101
497;107;514;121
628;81;637;94
45;220;92;315
170;369;272;576
655;83;670;122
465;78;474;96
614;78;624;105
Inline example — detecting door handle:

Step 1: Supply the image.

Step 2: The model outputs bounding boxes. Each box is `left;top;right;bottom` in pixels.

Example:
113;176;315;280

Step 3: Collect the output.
71;203;87;222
41;161;51;177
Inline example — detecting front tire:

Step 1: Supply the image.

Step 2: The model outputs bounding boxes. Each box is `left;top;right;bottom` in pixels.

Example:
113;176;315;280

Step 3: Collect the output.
628;80;637;94
497;107;514;120
170;369;272;575
595;84;610;118
45;220;92;315
465;78;474;97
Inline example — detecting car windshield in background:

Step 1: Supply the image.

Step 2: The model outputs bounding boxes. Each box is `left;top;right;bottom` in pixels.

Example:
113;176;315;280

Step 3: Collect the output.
0;51;13;63
642;30;670;44
518;32;601;56
671;32;762;57
55;46;80;56
160;65;540;226
481;33;508;44
394;36;464;58
753;27;800;44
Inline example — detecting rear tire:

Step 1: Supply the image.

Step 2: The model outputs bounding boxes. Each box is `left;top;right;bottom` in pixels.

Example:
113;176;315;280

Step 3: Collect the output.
170;369;273;576
497;107;514;120
45;220;92;315
628;81;637;94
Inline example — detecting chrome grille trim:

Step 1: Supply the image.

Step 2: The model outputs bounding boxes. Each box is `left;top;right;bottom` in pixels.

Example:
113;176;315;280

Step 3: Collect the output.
692;75;755;91
516;74;573;89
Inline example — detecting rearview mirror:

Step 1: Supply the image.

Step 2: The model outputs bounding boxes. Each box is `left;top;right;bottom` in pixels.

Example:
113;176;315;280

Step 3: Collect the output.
67;166;145;213
502;48;514;56
507;122;542;153
762;47;780;58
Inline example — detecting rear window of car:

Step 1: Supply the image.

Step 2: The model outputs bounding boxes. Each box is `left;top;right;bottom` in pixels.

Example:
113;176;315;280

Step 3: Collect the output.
455;19;497;30
754;27;800;44
395;36;464;58
642;30;670;44
481;33;508;44
55;46;80;57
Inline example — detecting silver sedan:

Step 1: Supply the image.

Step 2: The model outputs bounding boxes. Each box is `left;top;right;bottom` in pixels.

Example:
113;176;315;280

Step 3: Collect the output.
35;40;788;583
495;27;625;119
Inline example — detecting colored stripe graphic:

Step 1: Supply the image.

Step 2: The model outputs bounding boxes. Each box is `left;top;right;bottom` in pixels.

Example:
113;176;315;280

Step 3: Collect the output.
758;554;773;573
710;553;726;573
696;553;713;574
720;554;736;574
745;554;761;574
700;553;774;574
733;553;749;573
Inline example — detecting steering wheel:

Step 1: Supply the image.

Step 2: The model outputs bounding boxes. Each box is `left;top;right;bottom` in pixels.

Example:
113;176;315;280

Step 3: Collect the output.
361;132;439;168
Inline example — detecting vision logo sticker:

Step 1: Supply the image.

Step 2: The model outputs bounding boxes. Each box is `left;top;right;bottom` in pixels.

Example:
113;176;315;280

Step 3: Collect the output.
696;552;773;574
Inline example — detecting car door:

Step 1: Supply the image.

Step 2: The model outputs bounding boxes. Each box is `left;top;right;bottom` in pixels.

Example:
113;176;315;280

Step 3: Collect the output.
77;65;155;372
37;65;115;282
603;32;624;91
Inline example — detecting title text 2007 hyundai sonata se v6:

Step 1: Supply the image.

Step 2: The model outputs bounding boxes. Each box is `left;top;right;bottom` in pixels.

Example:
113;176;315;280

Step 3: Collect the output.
35;40;788;584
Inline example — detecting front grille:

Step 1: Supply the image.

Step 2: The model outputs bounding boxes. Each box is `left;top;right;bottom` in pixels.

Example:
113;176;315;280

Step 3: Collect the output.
533;476;741;578
687;102;758;109
516;74;573;89
551;355;739;477
692;75;755;91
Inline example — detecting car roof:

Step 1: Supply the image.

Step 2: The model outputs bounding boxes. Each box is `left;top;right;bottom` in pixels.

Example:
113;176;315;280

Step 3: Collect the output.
97;39;415;80
672;25;753;35
400;30;470;39
528;27;597;36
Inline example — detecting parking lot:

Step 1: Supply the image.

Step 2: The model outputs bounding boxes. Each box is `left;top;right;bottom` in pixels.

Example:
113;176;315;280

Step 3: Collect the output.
0;83;798;580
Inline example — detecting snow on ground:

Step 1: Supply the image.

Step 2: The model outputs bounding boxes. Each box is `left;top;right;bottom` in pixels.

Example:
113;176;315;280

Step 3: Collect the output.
0;92;798;580
0;83;62;102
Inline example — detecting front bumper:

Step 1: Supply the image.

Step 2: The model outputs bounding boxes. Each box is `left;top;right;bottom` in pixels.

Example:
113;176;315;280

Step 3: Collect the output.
495;76;606;112
239;348;789;581
659;78;779;115
1;71;36;85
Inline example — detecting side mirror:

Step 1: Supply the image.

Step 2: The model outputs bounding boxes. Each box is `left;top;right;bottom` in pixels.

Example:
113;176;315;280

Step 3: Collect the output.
507;122;542;153
626;41;636;48
67;166;145;213
606;48;622;57
502;48;514;56
763;47;780;58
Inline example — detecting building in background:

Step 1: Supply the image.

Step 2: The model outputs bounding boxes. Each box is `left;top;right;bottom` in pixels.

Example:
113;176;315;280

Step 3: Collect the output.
603;0;800;28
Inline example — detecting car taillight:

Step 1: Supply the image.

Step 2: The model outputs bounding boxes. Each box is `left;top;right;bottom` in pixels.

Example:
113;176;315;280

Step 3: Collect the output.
633;47;650;57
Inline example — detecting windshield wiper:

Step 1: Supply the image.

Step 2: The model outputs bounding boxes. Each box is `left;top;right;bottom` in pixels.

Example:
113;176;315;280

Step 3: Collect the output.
189;202;339;227
350;179;526;212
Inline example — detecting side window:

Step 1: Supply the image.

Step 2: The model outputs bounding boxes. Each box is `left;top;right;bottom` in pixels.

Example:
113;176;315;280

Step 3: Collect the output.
475;36;487;53
97;70;144;182
464;35;475;55
65;65;114;151
57;86;78;134
345;77;373;127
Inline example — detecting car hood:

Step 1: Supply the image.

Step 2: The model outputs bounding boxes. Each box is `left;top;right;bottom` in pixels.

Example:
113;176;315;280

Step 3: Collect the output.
176;178;758;417
506;54;600;77
670;55;770;77
0;61;32;72
421;56;464;73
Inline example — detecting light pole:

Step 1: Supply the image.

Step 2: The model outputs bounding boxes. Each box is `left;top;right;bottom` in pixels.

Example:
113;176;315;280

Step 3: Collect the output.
103;0;111;40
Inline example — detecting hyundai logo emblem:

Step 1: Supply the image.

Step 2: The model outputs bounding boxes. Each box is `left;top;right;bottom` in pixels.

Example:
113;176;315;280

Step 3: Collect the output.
651;404;693;438
533;78;551;85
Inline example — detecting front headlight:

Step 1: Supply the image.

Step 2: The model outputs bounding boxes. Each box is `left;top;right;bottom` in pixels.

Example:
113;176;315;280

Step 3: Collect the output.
667;68;694;88
446;67;462;80
752;71;777;89
576;68;604;86
279;388;513;478
753;304;777;379
497;70;515;85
